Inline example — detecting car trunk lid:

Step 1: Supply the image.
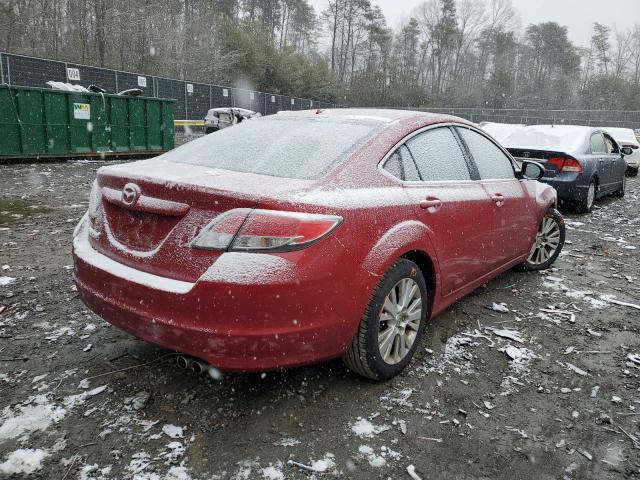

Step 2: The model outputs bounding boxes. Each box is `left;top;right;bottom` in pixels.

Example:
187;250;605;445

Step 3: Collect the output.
507;148;573;178
90;158;313;283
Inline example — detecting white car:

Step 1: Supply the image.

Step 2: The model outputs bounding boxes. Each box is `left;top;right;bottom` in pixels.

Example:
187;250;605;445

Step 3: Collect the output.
479;122;525;144
604;127;640;177
204;108;261;134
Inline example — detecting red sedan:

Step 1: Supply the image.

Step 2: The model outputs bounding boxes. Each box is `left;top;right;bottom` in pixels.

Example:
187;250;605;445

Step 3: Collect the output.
73;109;565;380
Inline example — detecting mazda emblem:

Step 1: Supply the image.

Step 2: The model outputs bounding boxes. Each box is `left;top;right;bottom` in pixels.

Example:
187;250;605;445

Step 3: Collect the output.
122;183;141;206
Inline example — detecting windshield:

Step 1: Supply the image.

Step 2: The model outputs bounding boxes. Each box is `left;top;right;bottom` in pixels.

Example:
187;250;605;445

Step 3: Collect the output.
162;116;382;179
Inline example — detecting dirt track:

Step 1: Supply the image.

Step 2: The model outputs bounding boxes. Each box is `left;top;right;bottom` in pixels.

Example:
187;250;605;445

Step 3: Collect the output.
0;160;639;479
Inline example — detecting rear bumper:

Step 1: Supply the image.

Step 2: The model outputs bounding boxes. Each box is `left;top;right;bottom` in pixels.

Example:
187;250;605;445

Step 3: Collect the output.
540;175;588;203
73;220;364;372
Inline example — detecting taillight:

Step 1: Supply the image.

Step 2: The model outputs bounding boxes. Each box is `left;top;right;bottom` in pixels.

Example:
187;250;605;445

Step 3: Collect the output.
191;209;342;252
547;157;582;173
190;209;252;250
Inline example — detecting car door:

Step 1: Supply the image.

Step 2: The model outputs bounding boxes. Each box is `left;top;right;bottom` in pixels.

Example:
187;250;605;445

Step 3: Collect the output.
455;126;536;270
392;126;495;297
590;132;611;190
603;132;626;189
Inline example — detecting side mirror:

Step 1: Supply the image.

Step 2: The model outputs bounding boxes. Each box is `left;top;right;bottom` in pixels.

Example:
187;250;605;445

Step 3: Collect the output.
621;146;634;156
521;160;545;181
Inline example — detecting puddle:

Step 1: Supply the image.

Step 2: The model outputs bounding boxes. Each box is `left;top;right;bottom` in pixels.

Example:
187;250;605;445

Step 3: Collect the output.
0;199;52;225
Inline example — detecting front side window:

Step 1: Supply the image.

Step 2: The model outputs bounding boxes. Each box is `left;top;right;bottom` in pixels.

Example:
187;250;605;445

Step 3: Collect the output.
603;133;619;154
383;145;420;181
590;133;607;154
405;127;471;182
457;127;515;180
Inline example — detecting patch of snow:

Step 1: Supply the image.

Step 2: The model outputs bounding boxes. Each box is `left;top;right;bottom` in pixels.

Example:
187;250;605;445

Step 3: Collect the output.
63;385;108;408
0;396;66;442
162;424;184;439
273;438;300;447
201;252;295;285
490;329;525;344
306;453;335;473
0;276;16;287
491;302;509;313
358;445;387;467
0;448;48;474
351;418;391;438
165;465;192;480
261;462;285;480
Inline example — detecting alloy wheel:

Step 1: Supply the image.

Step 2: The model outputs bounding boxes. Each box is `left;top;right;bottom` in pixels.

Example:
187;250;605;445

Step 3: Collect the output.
586;182;596;210
528;215;562;266
378;278;422;365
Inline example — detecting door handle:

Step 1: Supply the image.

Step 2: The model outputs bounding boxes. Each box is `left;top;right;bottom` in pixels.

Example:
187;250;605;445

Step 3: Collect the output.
420;197;442;211
491;194;505;206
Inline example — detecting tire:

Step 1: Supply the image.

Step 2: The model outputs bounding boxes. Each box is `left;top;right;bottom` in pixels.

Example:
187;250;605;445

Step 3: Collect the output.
344;259;428;381
576;179;596;213
522;208;565;271
205;127;218;134
627;167;638;178
613;174;626;198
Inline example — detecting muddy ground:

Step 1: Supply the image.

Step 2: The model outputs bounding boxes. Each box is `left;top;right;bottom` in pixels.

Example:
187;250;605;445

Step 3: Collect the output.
0;160;639;480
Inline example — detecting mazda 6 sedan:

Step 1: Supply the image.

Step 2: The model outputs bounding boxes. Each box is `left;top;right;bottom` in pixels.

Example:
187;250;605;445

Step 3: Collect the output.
73;109;565;381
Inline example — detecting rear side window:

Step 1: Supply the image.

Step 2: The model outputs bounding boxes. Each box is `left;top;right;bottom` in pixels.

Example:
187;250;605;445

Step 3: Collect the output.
457;127;515;180
406;127;471;181
590;133;607;154
383;145;420;181
163;116;381;180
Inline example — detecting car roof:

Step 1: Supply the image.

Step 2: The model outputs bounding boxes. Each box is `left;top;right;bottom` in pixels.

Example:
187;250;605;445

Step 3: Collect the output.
479;122;526;142
274;108;470;126
207;107;256;114
501;124;600;154
602;127;640;146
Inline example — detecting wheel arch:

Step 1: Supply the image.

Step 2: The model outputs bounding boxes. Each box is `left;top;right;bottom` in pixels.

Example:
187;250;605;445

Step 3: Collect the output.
400;249;437;320
360;220;441;319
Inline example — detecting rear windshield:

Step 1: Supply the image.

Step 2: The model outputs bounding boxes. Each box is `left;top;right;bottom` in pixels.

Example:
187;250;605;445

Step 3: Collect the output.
502;126;588;153
163;116;382;179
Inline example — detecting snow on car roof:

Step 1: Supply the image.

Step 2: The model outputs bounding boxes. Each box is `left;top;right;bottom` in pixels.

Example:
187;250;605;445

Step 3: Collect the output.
501;125;594;153
275;108;470;126
603;127;640;147
479;122;525;143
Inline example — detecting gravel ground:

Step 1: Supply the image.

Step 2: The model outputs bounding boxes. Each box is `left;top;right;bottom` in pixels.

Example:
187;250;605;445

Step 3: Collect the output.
0;160;639;480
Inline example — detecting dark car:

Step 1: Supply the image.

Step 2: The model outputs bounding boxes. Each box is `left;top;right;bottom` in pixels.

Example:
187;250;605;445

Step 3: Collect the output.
502;125;630;212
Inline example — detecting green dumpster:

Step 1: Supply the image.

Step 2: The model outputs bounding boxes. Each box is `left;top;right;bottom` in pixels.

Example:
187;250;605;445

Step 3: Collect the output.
0;85;174;160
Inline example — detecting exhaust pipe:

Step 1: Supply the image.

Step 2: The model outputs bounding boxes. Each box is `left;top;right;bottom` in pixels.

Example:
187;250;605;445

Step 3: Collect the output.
176;355;211;375
176;355;192;370
190;360;208;375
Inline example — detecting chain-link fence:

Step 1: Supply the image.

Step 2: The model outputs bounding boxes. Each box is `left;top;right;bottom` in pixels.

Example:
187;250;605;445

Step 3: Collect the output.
0;52;336;119
421;107;640;130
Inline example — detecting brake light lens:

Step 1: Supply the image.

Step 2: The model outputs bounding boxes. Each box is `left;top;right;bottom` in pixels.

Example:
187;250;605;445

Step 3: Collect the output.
191;209;342;252
547;157;582;173
191;209;251;250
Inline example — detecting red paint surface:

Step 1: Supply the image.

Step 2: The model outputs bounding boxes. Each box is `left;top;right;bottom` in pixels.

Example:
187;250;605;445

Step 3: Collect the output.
73;109;556;371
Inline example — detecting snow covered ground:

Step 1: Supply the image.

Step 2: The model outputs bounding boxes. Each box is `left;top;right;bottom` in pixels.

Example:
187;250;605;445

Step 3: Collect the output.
0;161;639;479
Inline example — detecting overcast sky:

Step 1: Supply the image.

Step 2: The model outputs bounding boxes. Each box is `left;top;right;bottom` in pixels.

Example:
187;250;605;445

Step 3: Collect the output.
309;0;639;47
